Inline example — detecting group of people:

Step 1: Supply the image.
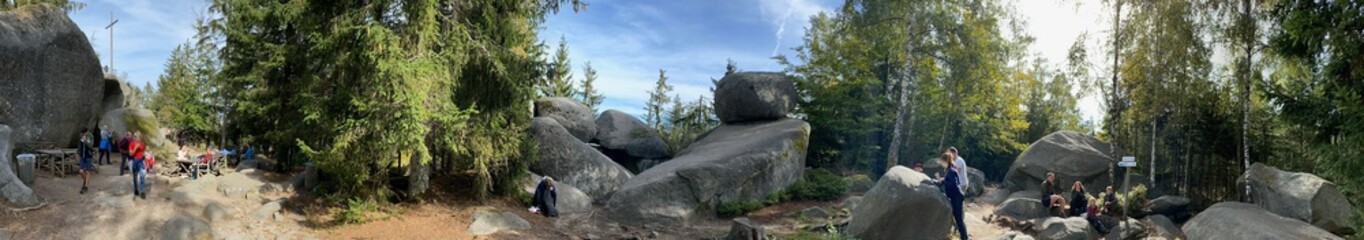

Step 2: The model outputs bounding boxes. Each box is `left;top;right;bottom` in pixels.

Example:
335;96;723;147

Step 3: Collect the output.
931;147;970;240
76;126;152;199
1040;171;1120;234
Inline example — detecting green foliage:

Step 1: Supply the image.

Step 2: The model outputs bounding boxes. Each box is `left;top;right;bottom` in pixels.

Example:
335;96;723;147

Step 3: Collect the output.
206;0;583;207
716;200;764;218
783;0;1030;179
539;36;578;98
336;197;383;224
151;20;222;143
1108;184;1148;217
785;169;850;202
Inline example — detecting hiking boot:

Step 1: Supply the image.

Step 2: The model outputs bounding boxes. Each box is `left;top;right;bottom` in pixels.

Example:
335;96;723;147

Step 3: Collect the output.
80;186;88;194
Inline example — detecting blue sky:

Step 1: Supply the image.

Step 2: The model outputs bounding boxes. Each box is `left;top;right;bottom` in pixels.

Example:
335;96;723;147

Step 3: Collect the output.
66;0;1117;121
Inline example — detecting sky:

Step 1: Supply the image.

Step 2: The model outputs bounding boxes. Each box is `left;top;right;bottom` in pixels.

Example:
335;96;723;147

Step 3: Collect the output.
65;0;1112;121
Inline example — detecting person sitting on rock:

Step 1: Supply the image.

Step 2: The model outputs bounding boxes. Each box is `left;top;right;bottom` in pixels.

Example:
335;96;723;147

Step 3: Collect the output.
1041;171;1064;217
533;176;559;217
1069;181;1088;217
1103;186;1119;215
936;152;968;240
1086;198;1109;234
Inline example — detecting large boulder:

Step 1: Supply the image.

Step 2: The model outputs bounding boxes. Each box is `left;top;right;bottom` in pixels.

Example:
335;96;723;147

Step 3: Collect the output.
529;117;632;202
0;125;39;208
993;190;1046;220
99;108;175;154
1238;163;1357;234
725;217;767;240
1143;215;1184;239
1004;131;1116;194
604;118;809;227
713;72;796;123
1147;195;1192;222
467;210;530;236
159;214;213;240
1182;202;1343;240
593;109;670;170
1032;217;1097;240
100;76;130;115
0;5;106;146
846;166;953;240
1104;218;1146;240
521;173;592;213
534;97;596;142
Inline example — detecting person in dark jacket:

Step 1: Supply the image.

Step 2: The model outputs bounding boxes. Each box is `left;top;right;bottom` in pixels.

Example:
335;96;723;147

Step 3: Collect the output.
1041;171;1064;217
77;128;95;194
1069;181;1087;217
1103;186;1119;215
532;176;559;217
937;152;968;240
117;132;132;175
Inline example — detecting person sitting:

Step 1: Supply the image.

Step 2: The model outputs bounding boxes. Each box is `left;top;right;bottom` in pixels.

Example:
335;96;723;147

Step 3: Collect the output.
532;176;559;217
1103;186;1119;215
1086;198;1109;234
1069;181;1088;217
1041;171;1064;217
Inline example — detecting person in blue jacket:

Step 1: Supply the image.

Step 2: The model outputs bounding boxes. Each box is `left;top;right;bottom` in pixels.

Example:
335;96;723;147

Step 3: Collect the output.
937;152;968;240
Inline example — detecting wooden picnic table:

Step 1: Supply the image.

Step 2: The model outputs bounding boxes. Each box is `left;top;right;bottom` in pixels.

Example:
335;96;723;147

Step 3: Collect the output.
35;149;78;177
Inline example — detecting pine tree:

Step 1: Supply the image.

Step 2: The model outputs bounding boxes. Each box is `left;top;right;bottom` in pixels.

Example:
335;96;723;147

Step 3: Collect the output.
579;61;603;113
644;69;673;130
541;36;576;98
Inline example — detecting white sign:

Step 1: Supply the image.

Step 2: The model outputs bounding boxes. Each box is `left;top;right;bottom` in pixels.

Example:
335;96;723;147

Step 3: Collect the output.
1119;156;1137;167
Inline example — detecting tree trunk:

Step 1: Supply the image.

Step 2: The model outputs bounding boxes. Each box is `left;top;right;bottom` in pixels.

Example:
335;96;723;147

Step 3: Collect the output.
887;33;917;173
1240;0;1254;201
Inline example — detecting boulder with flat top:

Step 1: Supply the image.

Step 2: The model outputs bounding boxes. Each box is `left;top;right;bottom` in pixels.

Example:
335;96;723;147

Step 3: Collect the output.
604;118;809;227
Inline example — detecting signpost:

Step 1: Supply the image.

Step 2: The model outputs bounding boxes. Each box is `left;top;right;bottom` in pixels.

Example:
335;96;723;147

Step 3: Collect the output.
1118;156;1136;221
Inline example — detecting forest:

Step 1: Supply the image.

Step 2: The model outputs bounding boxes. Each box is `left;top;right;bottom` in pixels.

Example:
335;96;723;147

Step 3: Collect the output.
136;0;1362;231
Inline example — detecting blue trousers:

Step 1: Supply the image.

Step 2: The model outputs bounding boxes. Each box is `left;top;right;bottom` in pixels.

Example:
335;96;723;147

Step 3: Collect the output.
951;196;968;240
131;158;146;194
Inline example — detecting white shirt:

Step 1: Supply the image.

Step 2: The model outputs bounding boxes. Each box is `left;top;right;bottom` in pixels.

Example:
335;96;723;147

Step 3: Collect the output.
955;156;968;192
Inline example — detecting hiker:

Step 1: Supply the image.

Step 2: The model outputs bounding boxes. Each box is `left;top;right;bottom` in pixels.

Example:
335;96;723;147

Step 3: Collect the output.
913;162;924;173
77;128;95;194
1086;198;1109;234
948;147;968;194
118;132;133;175
1069;181;1087;217
1041;171;1064;217
129;132;148;199
1103;186;1119;215
936;152;967;240
98;125;112;165
532;176;559;217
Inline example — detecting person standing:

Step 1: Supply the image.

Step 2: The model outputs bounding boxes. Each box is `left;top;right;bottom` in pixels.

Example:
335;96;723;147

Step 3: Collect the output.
948;147;969;194
937;152;968;240
117;132;133;176
77;128;95;194
1069;181;1087;217
129;132;148;199
98;125;112;165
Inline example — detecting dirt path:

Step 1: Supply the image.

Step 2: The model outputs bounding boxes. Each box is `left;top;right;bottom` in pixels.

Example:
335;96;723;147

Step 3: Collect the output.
2;160;313;240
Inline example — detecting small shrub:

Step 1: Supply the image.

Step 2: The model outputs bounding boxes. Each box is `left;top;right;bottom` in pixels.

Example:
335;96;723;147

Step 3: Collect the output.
1112;184;1148;217
336;197;381;224
785;168;849;201
717;200;764;218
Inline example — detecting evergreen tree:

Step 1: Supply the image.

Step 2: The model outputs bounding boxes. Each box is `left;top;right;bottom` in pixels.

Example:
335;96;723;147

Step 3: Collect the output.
541;36;577;98
579;61;603;113
644;69;673;130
